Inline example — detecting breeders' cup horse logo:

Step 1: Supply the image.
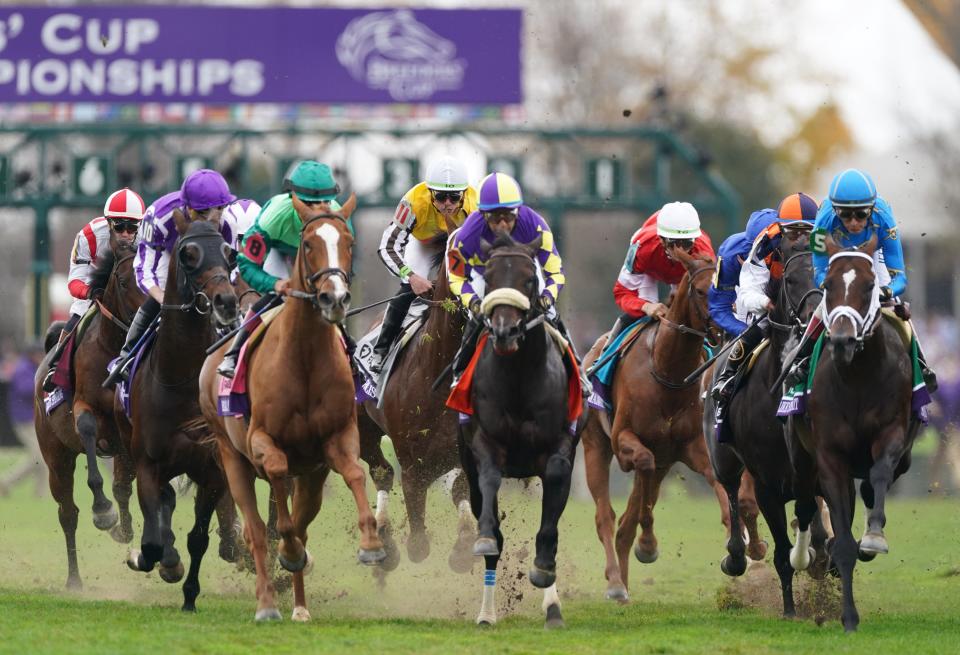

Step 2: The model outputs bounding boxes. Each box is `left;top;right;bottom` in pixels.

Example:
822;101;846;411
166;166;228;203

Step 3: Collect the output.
336;10;466;101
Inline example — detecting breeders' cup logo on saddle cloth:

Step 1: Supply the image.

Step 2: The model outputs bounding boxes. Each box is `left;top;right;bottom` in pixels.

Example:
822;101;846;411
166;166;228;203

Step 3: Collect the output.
335;10;466;101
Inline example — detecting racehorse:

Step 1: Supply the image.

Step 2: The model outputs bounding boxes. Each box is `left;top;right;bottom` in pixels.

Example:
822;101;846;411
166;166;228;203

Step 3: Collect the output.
200;198;387;623
33;236;141;588
358;233;474;570
457;232;578;629
703;233;829;617
580;247;755;601
791;234;924;631
117;217;239;612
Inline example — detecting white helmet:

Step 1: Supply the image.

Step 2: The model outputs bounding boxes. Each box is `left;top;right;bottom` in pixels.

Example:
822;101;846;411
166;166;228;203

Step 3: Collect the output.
656;201;701;240
425;156;469;191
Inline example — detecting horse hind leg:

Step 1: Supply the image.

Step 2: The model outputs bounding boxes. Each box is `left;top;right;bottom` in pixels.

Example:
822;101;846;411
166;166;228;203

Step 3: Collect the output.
738;472;768;561
583;418;627;601
74;407;118;531
398;458;432;563
45;440;82;589
448;468;476;574
859;431;906;559
820;456;861;632
109;453;135;544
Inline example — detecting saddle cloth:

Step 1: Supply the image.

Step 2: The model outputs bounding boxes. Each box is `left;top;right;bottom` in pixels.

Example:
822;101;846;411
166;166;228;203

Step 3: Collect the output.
446;329;584;423
217;304;285;417
48;304;101;396
586;317;653;412
353;300;430;405
776;311;931;422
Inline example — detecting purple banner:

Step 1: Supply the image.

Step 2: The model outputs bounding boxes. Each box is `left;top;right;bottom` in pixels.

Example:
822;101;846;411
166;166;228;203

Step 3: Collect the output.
0;6;522;103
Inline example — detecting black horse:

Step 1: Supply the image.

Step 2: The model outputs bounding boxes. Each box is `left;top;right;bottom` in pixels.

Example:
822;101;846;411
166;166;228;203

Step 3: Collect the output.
116;217;239;611
704;231;828;617
791;234;924;631
457;232;579;629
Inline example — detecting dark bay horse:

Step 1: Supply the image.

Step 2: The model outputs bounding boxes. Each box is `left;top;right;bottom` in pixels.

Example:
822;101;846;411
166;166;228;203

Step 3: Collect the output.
792;234;923;631
117;217;239;611
359;233;474;570
200;198;387;623
703;233;828;617
580;247;759;601
34;237;141;588
458;233;577;629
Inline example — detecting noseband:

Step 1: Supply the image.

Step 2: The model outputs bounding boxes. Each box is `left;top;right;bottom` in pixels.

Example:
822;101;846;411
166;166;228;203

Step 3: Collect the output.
163;232;231;314
288;213;352;312
823;250;880;345
481;250;545;336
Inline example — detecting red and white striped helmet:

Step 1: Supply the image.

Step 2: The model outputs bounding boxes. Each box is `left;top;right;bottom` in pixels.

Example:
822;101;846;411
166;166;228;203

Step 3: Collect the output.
103;188;146;220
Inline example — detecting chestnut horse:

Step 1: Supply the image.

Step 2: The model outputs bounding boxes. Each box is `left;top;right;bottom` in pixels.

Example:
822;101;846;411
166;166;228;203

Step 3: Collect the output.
358;233;474;570
703;235;829;617
581;247;759;601
117;217;239;611
457;232;578;629
200;198;386;623
34;237;141;588
791;235;924;631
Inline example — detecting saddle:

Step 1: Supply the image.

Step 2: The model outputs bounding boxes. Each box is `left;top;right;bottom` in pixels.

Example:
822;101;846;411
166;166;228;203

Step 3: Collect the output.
47;304;101;396
353;300;430;405
586;317;655;412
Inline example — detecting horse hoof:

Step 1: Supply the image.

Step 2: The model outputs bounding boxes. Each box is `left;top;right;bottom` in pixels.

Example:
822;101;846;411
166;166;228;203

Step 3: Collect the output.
93;506;119;531
278;550;308;573
358;548;387;566
476;613;496;627
544;603;565;630
65;576;82;591
126;549;149;572
528;566;556;589
747;540;769;561
634;545;659;564
790;546;815;571
721;555;747;577
407;531;431;563
255;608;282;622
605;584;629;603
109;523;133;544
473;537;499;557
858;533;888;556
858;550;877;563
291;606;311;622
159;561;185;584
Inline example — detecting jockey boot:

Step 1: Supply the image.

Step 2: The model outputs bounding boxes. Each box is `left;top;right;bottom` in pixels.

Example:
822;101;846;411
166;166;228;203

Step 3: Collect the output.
605;313;632;349
216;293;280;379
555;318;592;399
916;343;938;393
711;321;764;403
450;316;484;387
782;315;824;391
42;313;81;392
369;285;414;374
103;297;160;388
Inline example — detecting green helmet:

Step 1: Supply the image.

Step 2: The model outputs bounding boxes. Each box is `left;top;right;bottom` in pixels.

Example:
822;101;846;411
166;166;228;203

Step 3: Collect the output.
284;160;339;202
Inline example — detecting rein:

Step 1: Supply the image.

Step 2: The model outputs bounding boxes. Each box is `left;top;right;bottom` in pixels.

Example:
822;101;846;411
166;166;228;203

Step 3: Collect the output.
163;232;231;314
97;250;137;331
766;251;822;333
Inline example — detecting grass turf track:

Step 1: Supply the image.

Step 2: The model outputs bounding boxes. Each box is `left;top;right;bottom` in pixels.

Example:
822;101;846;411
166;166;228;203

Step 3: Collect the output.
0;449;957;654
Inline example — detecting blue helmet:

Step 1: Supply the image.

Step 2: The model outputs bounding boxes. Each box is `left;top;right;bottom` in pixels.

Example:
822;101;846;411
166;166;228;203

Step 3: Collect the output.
828;169;877;208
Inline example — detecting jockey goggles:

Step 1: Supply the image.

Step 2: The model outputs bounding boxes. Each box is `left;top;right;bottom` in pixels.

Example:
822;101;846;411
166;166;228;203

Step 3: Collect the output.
110;219;139;234
836;206;872;221
432;190;463;203
663;237;695;251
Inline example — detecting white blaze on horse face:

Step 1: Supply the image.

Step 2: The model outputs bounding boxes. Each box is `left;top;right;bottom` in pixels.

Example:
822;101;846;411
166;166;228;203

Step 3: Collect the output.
315;223;348;297
842;268;857;303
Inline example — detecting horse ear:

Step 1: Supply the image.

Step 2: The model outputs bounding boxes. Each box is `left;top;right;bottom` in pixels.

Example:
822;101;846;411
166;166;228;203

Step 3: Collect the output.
339;193;357;219
671;244;694;269
860;231;879;256
173;208;190;236
525;233;543;257
824;234;841;257
480;237;493;259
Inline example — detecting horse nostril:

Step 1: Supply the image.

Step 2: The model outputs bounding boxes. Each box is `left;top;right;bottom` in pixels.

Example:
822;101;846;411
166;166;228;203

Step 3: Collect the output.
342;291;352;308
317;291;334;308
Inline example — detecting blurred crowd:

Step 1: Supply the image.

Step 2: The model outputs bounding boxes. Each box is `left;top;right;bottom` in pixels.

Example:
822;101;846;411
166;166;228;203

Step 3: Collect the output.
0;338;46;497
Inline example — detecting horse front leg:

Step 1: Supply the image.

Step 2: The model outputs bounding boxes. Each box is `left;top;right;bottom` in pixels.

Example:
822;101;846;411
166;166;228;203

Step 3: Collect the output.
468;431;503;558
250;429;303;572
128;459;164;574
73;404;118;531
325;425;386;565
859;426;907;557
582;419;627;601
157;480;185;584
530;435;574;589
287;467;330;622
818;451;860;632
634;466;670;564
754;485;797;618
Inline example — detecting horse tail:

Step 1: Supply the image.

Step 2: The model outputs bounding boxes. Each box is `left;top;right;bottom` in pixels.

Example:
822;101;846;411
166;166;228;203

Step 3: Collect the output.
44;321;67;353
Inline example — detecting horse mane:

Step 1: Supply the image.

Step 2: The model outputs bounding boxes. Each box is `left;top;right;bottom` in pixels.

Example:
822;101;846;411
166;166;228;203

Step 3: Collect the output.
427;232;448;274
88;249;117;294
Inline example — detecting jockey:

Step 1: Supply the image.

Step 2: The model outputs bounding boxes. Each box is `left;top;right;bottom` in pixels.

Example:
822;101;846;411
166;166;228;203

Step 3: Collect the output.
41;188;146;391
104;169;243;385
785;168;937;390
710;192;818;403
218;160;353;378
605;202;715;346
368;155;478;374
446;172;574;383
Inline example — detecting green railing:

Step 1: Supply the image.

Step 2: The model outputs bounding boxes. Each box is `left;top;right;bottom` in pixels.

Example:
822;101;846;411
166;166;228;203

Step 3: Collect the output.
0;125;740;337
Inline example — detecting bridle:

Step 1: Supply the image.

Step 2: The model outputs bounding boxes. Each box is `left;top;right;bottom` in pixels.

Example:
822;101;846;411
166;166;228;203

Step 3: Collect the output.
96;251;137;331
766;250;823;334
480;249;546;336
288;213;352;312
823;250;880;345
649;263;720;390
162;231;231;314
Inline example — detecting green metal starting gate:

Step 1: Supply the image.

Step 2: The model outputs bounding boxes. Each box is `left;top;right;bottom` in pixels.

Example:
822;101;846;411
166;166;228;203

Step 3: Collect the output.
0;124;740;338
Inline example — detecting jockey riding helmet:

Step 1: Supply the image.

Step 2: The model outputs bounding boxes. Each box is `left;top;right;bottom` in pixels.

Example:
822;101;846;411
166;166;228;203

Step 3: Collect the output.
180;169;236;211
283;161;339;202
103;188;146;221
828;169;877;208
478;172;523;211
656;201;701;240
426;156;469;191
